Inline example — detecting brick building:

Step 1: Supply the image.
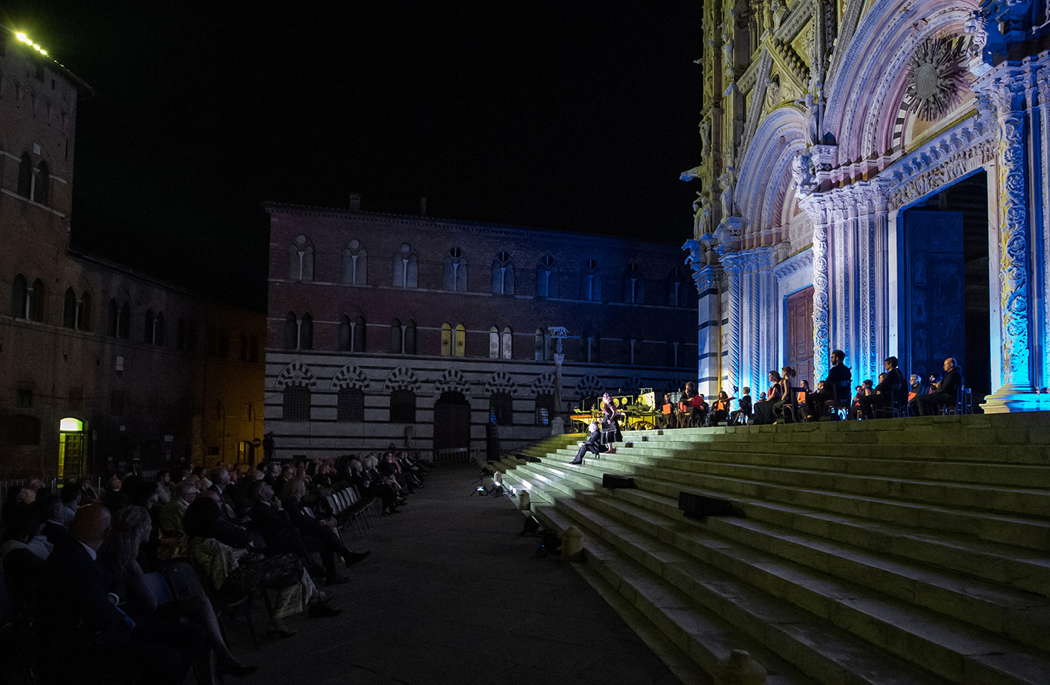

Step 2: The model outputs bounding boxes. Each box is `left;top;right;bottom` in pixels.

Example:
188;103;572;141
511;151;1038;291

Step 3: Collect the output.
0;28;264;478
265;201;698;458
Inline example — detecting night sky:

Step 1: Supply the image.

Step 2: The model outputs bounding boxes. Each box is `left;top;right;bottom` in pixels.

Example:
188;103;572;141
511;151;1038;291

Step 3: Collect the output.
4;2;700;308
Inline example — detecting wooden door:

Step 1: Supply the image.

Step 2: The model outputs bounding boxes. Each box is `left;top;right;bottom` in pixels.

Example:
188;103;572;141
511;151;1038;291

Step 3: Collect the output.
786;287;815;386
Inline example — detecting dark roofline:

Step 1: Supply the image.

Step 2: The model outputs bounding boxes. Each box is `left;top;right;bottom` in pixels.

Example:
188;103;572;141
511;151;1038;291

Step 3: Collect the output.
69;250;198;297
1;26;95;96
262;201;686;250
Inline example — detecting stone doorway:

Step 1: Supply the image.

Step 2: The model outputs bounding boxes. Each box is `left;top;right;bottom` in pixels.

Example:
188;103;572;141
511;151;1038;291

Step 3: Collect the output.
433;391;471;452
899;170;990;399
786;286;815;386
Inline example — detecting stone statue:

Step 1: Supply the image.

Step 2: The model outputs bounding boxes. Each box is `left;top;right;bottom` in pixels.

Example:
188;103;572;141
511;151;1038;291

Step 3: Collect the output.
771;0;788;30
791;150;816;194
719;167;737;218
699;118;712;159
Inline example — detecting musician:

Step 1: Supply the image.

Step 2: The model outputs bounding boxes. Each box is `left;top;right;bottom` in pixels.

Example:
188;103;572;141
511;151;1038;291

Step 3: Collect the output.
706;391;732;426
570;422;603;465
910;357;963;415
804;349;851;420
600;392;621;446
752;370;782;425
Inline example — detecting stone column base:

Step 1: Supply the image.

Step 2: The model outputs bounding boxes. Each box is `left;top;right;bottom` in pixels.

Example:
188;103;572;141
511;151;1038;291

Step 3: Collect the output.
983;384;1050;413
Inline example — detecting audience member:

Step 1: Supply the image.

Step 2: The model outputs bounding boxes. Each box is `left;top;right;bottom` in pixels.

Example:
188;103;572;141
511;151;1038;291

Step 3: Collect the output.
910;357;964;415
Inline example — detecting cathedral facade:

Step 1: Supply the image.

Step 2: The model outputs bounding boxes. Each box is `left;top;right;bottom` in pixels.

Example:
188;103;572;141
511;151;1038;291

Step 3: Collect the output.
687;0;1050;411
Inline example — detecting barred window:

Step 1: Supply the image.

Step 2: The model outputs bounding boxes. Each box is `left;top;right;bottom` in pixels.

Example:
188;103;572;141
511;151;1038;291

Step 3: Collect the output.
337;387;365;422
283;386;311;422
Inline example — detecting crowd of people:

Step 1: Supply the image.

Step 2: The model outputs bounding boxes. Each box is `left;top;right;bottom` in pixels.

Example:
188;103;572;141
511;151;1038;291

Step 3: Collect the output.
0;449;428;684
657;353;970;428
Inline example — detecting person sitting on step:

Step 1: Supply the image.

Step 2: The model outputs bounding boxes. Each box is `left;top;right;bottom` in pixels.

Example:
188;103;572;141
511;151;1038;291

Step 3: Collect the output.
570;422;603;465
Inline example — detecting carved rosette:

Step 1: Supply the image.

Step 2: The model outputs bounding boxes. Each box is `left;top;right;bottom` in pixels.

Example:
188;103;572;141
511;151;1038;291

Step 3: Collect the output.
997;107;1031;386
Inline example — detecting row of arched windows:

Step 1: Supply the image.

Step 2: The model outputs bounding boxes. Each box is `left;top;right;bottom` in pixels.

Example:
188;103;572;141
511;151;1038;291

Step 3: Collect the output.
280;386;555;426
285;235;692;306
15;153;50;206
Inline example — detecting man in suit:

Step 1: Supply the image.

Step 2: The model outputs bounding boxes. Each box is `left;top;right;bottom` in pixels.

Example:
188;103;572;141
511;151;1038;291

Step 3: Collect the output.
40;504;206;685
805;349;852;419
911;357;963;415
570;422;603;465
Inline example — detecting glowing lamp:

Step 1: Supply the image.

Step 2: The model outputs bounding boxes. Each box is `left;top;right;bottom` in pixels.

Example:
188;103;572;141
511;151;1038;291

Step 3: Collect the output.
59;417;83;432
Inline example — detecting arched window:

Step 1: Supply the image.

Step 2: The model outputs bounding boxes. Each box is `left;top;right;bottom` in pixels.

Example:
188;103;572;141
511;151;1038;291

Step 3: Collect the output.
491;251;514;295
390;389;416;423
536;255;554;298
441;323;452;356
300;313;313;350
144;310;155;344
108;299;119;337
583;259;602;301
453;323;465;357
282;385;311;422
118;302;131;339
78;291;93;331
29;279;45;322
390;319;403;353
17;153;32;197
11;274;28;318
283;313;298;349
404;320;417;354
155;312;166;346
623;264;644;304
63;288;77;328
392;243;418;288
337;387;365;422
33;160;49;205
339;315;367;352
535;394;555;425
501;326;513;360
534;328;546;361
444;247;468;291
489;392;513;425
488;326;500;359
342;239;367;285
288;234;315;282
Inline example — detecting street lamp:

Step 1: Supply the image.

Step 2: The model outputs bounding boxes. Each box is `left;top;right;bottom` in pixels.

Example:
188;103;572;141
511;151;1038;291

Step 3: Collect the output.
548;326;569;434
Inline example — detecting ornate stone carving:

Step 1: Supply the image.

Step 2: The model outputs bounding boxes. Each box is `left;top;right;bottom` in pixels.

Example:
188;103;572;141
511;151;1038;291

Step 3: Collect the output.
575;374;603;399
905;35;971;121
275;361;315;389
331;364;369;391
809;218;831;379
384;367;418;393
485;371;517;396
720;167;738;218
791;149;817;195
434;367;471;396
530;372;556;396
996;104;1031;387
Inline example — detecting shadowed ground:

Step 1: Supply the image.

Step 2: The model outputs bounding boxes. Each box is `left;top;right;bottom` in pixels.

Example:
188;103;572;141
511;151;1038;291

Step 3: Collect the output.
240;464;677;685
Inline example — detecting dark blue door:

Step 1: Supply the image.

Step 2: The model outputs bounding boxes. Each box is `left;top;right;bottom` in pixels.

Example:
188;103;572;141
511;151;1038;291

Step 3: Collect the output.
902;209;965;382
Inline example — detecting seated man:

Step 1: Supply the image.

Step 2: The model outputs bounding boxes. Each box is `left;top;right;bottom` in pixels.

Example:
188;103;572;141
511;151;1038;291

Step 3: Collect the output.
728;387;752;425
805;349;852;420
910;357;963;415
570;422;603;465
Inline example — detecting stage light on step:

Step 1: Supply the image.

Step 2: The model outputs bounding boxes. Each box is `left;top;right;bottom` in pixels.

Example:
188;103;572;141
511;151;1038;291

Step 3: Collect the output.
602;474;636;490
678;492;742;519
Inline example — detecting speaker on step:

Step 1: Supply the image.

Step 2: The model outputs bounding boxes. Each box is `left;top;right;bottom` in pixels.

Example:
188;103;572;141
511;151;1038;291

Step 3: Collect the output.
602;474;636;489
678;492;741;519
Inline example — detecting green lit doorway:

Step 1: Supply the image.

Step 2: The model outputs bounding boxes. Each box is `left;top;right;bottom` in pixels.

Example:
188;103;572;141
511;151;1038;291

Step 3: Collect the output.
58;417;86;481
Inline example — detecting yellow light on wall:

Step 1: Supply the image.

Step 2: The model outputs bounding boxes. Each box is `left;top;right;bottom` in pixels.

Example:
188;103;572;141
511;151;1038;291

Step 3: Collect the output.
13;30;50;56
59;417;83;432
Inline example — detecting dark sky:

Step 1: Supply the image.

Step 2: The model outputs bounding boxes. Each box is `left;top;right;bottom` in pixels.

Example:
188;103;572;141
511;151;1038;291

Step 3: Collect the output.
4;2;699;308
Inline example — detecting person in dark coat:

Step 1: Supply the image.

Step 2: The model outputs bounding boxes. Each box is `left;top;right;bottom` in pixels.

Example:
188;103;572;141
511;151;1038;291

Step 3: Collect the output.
911;357;964;415
570;422;603;465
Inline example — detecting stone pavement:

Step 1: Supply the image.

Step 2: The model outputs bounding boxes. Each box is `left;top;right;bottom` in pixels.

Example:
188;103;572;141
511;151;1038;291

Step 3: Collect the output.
239;464;678;685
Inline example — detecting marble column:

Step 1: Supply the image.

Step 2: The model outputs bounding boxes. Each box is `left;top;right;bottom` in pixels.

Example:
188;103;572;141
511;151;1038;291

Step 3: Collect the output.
808;206;832;381
981;62;1038;411
721;252;747;395
684;238;724;397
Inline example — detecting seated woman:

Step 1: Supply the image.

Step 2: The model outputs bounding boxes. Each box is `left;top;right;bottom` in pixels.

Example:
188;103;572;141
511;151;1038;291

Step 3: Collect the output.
772;367;798;423
99;505;257;679
186;497;338;640
752;371;782;425
706;391;732;426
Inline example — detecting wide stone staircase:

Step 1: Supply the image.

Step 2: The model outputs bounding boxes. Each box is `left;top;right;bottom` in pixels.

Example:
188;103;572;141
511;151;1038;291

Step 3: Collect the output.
493;413;1050;684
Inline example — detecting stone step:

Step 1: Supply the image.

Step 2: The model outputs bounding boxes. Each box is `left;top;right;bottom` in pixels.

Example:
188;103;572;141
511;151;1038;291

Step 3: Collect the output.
535;457;1050;646
561;442;1050;489
550;491;1050;684
522;454;1050;597
534;451;1050;552
551;446;1050;516
527;499;912;684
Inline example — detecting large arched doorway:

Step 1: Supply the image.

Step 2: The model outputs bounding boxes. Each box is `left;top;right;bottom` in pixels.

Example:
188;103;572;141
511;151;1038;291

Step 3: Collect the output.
433;391;470;452
899;170;990;399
